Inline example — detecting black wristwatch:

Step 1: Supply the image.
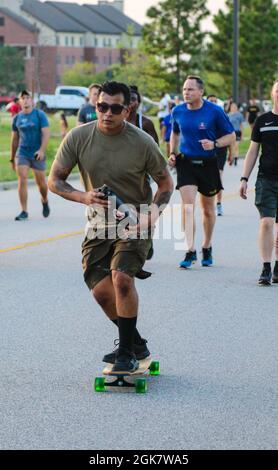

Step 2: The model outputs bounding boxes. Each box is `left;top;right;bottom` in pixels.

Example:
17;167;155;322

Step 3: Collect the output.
240;177;248;182
214;140;219;148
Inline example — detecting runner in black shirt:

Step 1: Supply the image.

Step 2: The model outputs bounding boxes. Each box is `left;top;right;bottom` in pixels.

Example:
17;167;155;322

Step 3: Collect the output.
239;79;278;285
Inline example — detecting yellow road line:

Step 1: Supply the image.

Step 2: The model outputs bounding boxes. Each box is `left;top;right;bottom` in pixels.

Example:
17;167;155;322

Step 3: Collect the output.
0;189;254;255
0;230;83;254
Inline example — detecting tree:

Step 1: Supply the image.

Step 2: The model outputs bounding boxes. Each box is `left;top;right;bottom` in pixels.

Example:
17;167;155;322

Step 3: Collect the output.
142;0;209;92
0;46;25;93
108;47;170;99
62;62;96;87
207;0;278;99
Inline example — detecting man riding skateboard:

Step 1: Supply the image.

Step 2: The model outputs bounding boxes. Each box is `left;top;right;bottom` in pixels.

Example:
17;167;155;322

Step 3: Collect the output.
48;81;173;374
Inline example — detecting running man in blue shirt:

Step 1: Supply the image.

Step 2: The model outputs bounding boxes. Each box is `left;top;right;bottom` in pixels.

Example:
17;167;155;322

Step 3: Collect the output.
10;90;50;221
169;76;235;268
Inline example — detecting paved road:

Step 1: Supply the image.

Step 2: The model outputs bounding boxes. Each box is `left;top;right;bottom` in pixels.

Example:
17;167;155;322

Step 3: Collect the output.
0;162;277;450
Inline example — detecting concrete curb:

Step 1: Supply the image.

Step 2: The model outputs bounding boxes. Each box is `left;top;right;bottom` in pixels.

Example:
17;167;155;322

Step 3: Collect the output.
0;173;80;191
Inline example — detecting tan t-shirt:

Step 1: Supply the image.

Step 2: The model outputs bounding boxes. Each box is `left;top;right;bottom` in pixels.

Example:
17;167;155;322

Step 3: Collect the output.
55;121;167;208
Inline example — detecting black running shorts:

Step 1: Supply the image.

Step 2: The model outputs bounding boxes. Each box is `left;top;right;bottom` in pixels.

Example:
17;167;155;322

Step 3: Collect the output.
175;155;223;197
82;238;152;290
255;177;278;219
217;147;227;171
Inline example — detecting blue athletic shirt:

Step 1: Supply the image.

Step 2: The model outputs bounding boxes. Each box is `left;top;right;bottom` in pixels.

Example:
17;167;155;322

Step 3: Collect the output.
162;113;172;142
12;109;49;159
172;100;234;158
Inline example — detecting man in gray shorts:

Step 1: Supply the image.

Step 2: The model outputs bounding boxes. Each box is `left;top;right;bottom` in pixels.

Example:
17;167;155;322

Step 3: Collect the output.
240;78;278;285
10;90;50;220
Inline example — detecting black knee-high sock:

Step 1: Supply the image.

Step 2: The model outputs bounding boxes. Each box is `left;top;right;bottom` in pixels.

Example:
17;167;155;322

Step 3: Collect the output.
263;262;271;271
117;316;137;352
111;318;143;344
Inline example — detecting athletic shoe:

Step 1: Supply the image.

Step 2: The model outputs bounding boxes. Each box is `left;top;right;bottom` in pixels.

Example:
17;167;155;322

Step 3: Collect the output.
102;338;150;364
201;247;213;267
111;347;139;374
15;211;28;221
272;270;278;284
179;250;197;268
216;203;223;216
258;268;271;286
42;201;50;218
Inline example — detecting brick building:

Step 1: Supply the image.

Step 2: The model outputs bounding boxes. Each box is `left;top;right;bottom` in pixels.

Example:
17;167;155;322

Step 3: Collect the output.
0;0;141;93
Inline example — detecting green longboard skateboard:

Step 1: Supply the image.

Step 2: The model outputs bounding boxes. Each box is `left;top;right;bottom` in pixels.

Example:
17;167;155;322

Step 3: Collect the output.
94;357;160;394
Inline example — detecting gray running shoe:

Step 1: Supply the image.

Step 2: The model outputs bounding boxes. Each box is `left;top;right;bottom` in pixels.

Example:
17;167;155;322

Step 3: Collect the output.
15;211;28;221
258;268;271;286
42;201;50;218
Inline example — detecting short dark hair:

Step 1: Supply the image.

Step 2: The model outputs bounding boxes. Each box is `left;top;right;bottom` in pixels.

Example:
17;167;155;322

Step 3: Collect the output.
18;89;32;98
129;85;141;104
186;75;205;90
89;83;101;91
98;81;131;106
207;94;217;100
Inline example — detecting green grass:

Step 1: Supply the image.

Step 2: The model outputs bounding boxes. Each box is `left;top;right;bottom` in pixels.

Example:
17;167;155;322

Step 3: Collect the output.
0;112;77;182
0;112;251;182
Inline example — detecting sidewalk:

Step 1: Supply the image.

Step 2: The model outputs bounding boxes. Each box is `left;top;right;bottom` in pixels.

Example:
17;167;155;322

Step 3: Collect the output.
0;173;80;191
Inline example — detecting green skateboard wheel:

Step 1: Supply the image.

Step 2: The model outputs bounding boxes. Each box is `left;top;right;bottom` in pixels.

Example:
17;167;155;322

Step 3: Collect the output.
135;377;147;394
149;361;160;375
94;377;105;392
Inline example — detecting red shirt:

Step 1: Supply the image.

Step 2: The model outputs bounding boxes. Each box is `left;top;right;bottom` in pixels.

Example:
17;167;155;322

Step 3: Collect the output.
8;102;21;116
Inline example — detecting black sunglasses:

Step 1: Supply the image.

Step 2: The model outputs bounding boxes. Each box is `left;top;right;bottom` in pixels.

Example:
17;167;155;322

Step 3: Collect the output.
96;102;126;115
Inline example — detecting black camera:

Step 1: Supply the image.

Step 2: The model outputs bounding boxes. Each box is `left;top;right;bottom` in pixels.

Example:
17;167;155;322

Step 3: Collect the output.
97;184;138;225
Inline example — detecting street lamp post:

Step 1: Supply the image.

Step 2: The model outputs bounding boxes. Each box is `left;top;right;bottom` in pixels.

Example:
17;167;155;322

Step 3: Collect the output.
233;0;239;103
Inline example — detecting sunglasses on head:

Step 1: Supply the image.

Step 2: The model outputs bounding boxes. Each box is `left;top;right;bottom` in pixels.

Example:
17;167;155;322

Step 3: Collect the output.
96;102;127;115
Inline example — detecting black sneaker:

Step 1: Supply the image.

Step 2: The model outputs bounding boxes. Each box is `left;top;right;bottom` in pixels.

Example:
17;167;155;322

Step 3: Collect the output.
201;247;213;267
272;270;278;284
42;201;50;218
111;347;139;374
102;338;150;364
258;268;272;286
15;211;28;221
179;250;197;268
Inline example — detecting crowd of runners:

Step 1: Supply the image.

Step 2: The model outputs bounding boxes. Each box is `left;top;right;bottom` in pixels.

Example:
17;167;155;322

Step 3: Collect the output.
6;76;278;373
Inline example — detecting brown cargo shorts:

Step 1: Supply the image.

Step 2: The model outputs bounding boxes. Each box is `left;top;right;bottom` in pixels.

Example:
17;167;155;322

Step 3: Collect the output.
81;237;152;290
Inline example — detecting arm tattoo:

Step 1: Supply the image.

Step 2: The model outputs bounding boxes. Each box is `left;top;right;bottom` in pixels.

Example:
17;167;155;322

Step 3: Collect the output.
154;191;172;208
52;165;76;195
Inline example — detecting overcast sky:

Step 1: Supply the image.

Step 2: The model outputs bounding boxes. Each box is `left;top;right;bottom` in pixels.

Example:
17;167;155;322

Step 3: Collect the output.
58;0;225;26
123;0;224;25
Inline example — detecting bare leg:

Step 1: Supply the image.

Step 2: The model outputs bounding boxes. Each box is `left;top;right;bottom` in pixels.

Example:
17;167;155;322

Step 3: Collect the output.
258;217;275;262
199;194;216;248
33;169;48;203
92;275;118;321
179;185;198;251
16;165;29;211
111;271;138;318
